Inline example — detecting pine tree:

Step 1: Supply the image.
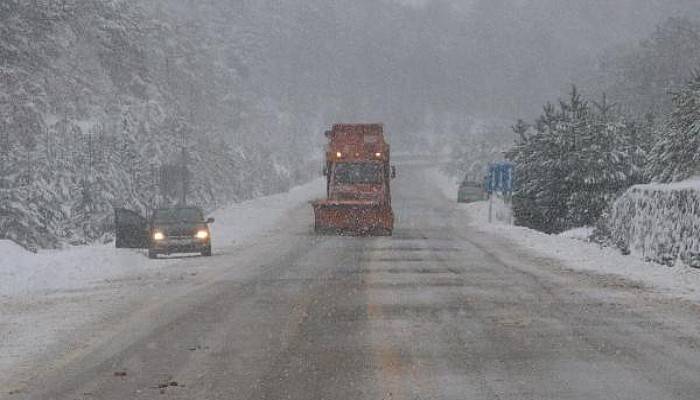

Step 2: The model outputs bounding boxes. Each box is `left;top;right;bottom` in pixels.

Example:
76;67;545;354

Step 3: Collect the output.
508;87;640;233
646;72;700;182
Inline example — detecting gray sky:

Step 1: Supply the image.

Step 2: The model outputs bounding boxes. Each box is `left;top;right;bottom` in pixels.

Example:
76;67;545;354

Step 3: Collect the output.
162;0;700;135
262;0;700;122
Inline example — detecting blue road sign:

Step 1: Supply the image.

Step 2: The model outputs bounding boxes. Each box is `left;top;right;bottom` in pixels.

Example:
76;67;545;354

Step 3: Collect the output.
487;162;514;194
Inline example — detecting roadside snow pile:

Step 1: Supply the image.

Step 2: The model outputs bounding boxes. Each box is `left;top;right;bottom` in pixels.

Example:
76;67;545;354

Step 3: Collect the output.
461;195;512;225
210;178;324;247
0;178;324;297
559;227;595;241
0;240;176;297
604;178;700;267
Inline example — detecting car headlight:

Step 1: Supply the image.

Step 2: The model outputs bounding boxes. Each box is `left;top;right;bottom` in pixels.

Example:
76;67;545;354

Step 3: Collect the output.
153;232;165;241
195;230;209;240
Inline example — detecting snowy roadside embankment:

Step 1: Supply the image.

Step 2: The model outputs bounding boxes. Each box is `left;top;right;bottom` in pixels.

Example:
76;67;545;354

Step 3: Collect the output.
431;168;700;304
0;241;179;298
0;178;324;298
209;177;324;247
604;179;700;267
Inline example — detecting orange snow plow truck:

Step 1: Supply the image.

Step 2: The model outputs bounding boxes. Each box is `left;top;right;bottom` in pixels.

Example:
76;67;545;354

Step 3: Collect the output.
313;123;395;235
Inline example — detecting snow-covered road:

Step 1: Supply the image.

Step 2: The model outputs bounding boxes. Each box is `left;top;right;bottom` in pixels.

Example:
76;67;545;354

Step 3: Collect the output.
3;163;700;399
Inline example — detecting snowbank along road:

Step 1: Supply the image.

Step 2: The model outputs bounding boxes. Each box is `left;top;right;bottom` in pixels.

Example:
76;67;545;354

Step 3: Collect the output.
4;161;700;399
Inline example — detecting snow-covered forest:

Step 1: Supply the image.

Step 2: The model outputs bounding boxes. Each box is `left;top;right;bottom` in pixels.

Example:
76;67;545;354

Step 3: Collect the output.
0;1;327;249
503;17;700;235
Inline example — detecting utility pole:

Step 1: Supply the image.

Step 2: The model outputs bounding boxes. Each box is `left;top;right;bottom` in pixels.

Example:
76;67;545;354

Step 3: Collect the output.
165;51;191;206
88;129;93;176
181;80;196;206
150;162;159;209
165;48;205;207
60;109;67;166
181;137;188;206
45;125;52;171
25;148;30;186
0;118;7;190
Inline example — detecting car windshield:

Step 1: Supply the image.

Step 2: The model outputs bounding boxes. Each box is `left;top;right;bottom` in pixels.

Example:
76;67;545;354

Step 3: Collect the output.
153;208;203;223
334;163;383;184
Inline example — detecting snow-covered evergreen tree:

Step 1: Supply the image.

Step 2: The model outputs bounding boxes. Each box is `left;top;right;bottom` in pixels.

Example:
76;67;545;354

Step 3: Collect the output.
646;72;700;182
508;87;642;233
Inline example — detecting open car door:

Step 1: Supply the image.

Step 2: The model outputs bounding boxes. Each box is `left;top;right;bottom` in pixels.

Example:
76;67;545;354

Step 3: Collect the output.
115;208;149;249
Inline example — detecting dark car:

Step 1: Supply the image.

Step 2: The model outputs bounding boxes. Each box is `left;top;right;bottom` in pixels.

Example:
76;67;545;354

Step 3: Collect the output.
457;179;485;203
115;206;214;259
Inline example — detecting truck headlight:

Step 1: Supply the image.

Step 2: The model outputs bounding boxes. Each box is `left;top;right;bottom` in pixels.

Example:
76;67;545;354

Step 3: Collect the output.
153;232;165;241
195;230;209;240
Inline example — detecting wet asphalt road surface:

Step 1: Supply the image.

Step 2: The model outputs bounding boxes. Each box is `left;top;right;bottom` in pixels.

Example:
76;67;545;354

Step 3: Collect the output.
17;163;700;399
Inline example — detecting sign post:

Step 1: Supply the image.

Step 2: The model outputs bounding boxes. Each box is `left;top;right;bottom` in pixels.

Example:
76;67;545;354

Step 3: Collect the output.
486;161;515;224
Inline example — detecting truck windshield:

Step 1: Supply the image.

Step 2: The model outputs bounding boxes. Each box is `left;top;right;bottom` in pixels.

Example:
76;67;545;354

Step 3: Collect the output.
334;163;383;184
153;208;204;223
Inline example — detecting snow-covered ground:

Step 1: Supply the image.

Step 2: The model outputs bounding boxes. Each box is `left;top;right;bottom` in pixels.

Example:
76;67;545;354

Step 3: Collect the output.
432;168;700;304
209;178;324;248
559;226;596;241
0;178;324;298
0;178;325;384
0;240;180;298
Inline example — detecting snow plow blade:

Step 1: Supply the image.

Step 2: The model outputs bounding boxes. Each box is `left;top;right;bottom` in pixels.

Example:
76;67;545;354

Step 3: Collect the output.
313;201;393;235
